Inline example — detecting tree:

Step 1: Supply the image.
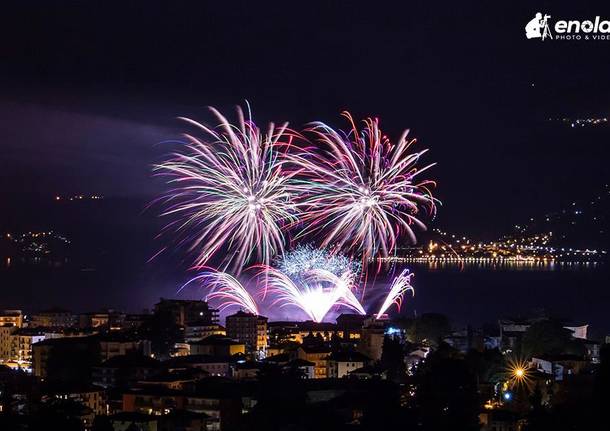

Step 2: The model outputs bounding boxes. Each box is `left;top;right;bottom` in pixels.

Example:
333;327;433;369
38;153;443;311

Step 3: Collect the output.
380;336;406;382
28;400;86;431
92;415;114;431
246;363;307;430
407;313;450;346
142;308;183;358
521;320;572;357
465;347;503;384
412;349;480;431
593;343;610;423
46;339;100;384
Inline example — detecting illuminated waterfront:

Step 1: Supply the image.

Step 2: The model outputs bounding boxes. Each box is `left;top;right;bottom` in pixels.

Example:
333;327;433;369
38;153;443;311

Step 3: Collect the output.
381;257;602;271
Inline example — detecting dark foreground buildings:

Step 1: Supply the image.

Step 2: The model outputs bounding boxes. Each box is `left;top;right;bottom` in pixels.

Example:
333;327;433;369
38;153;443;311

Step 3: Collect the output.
0;303;608;430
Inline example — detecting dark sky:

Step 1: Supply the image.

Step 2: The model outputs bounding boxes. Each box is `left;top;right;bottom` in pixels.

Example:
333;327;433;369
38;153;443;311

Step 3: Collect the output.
1;2;610;321
1;1;610;236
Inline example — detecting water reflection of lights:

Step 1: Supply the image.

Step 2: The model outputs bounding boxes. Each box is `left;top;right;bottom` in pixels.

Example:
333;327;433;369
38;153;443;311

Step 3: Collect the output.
378;256;601;270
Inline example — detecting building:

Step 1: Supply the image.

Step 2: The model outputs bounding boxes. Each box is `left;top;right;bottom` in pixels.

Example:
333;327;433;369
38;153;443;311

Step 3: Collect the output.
0;325;45;369
122;313;153;330
405;344;431;369
0;310;23;328
499;318;589;353
499;318;535;352
530;354;590;381
189;335;245;357
42;399;96;428
479;409;520;431
584;339;601;363
564;324;588;340
99;332;151;361
443;326;485;353
297;345;331;379
263;353;290;366
32;336;99;379
232;361;262;380
358;317;385;361
93;353;161;388
46;384;107;416
327;351;369;378
110;411;209;431
0;324;17;362
185;321;226;343
42;327;98;340
185;380;242;431
225;311;267;356
348;365;387;380
79;310;126;330
109;412;159;431
30;308;74;328
9;328;45;368
336;314;366;340
138;368;207;390
285;358;315;379
268;321;300;345
296;321;341;343
268;321;345;345
164;355;232;377
155;298;219;326
123;386;186;415
159;410;210;431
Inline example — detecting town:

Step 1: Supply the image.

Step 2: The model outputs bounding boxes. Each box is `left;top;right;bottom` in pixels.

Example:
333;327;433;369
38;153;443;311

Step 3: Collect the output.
0;299;607;430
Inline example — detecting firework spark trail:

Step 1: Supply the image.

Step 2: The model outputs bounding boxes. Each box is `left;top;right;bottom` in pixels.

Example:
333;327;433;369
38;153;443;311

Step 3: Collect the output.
183;270;259;315
154;105;301;273
291;112;438;266
277;244;361;285
309;269;366;316
376;269;415;318
259;266;365;322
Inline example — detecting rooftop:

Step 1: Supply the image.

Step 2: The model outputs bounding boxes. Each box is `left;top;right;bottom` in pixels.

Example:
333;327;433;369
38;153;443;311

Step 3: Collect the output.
34;335;98;347
164;354;232;366
98;331;147;342
189;335;243;346
34;307;71;314
299;345;332;354
263;353;290;364
287;358;315;367
327;351;370;362
109;412;158;422
99;353;160;369
226;310;257;318
13;328;45;336
141;368;207;383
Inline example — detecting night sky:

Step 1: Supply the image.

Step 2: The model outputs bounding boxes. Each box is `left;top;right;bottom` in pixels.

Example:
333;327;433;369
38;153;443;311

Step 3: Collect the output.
1;2;610;317
2;2;609;234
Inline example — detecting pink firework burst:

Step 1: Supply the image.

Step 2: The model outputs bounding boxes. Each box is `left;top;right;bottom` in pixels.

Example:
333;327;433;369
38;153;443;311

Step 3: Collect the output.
292;112;438;263
154;105;302;273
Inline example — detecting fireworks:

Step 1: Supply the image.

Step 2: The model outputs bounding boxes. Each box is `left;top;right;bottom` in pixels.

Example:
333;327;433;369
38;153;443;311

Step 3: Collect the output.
181;264;415;322
184;270;259;315
277;244;361;284
376;269;415;318
261;266;365;322
154;105;301;273
156;107;434;321
292;112;437;261
263;246;365;321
